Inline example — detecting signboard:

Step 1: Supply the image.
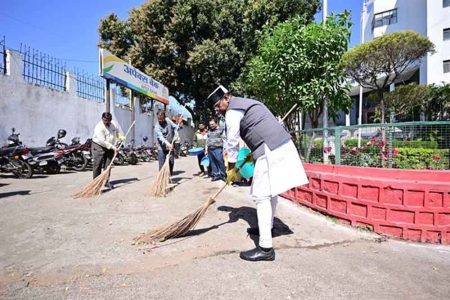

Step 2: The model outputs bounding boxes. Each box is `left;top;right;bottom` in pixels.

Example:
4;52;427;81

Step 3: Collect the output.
99;48;169;105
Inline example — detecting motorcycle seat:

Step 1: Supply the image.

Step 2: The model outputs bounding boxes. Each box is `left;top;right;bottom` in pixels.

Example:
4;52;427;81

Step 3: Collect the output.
30;146;55;155
0;146;19;157
64;144;80;150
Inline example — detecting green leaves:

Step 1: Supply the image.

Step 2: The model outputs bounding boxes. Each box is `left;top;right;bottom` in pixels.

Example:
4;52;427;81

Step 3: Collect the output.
341;30;435;123
341;31;435;91
98;0;320;120
239;12;352;126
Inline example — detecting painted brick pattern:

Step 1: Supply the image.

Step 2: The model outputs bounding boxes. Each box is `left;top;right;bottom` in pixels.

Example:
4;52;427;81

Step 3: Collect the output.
282;164;450;245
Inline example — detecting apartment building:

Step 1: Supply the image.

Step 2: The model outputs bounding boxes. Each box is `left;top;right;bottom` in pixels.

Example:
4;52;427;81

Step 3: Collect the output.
363;0;450;85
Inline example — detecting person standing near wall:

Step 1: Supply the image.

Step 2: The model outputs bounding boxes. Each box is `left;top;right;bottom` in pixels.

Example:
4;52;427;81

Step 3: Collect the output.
91;112;121;189
193;123;208;176
206;118;226;181
171;114;182;158
155;111;182;176
207;85;308;262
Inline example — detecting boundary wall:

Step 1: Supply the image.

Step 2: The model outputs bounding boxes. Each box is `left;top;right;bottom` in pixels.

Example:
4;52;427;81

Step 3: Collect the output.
0;50;193;147
282;163;450;244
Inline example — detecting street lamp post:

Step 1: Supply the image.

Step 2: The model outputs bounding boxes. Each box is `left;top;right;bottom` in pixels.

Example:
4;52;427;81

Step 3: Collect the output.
357;0;370;147
322;0;330;164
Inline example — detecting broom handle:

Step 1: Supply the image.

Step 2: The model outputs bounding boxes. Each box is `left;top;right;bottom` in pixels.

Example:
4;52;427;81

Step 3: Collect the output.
209;103;299;201
281;103;298;123
108;120;136;166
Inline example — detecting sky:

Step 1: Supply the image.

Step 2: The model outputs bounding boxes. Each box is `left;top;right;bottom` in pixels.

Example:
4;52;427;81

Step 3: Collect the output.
0;0;363;78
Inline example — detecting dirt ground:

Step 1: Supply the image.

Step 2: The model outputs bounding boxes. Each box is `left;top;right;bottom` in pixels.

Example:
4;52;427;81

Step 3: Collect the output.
1;156;450;299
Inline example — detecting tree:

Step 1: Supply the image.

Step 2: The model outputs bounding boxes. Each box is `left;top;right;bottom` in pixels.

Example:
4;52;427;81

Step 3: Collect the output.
98;0;320;120
341;31;435;124
381;83;432;122
428;83;450;121
239;12;352;129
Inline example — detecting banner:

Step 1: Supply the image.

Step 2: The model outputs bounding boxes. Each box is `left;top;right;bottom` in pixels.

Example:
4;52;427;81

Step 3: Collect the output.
99;48;169;105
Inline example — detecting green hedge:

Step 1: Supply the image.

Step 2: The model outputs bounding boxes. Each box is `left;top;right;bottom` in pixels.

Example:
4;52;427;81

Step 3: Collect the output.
343;138;438;149
395;148;448;170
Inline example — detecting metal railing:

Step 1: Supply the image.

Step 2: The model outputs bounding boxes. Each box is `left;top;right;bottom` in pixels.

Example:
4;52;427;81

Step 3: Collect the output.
20;44;67;91
292;121;450;170
0;36;6;75
75;70;105;103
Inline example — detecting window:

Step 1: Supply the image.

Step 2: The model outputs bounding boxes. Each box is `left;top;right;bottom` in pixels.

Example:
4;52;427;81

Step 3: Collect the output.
444;0;450;8
373;9;398;29
444;60;450;73
444;28;450;41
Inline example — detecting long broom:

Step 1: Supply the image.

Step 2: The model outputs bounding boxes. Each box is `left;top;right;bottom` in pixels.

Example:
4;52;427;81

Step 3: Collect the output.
149;131;179;197
133;105;298;244
73;121;136;198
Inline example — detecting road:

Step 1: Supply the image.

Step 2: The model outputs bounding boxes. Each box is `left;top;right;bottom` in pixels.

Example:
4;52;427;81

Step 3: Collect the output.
1;157;449;299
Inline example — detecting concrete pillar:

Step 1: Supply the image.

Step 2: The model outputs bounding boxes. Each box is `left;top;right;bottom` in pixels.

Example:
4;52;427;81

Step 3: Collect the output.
6;50;23;80
65;72;77;95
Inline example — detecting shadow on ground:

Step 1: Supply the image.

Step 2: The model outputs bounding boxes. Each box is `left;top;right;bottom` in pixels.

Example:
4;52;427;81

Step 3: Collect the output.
0;190;31;199
110;177;139;185
181;205;293;246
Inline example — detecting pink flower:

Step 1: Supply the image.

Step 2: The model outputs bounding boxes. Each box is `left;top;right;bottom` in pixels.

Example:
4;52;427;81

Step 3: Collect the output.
323;147;332;154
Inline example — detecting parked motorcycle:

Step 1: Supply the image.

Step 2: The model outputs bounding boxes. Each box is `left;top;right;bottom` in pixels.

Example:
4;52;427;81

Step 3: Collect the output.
47;130;88;171
77;138;92;169
0;128;33;178
133;137;154;162
179;141;190;157
114;142;138;165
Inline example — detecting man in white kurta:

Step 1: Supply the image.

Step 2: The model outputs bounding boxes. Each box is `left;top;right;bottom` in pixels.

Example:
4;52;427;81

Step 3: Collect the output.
208;85;308;261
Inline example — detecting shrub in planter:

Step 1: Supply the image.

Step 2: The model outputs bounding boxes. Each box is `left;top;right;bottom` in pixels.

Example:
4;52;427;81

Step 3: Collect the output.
395;148;449;170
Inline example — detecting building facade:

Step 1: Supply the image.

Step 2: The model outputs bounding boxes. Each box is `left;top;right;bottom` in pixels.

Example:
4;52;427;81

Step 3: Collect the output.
363;0;450;85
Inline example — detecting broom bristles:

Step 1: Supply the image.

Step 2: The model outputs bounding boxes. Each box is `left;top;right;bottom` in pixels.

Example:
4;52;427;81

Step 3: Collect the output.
149;154;172;197
134;196;216;244
73;166;111;198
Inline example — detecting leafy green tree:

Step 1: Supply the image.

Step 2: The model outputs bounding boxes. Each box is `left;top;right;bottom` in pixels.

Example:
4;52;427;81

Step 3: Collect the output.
382;83;432;122
428;83;450;121
98;0;320;120
341;31;435;124
239;12;352;129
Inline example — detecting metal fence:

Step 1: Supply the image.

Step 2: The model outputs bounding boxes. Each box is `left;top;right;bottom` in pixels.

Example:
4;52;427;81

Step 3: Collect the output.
75;70;105;103
20;44;67;91
293;121;450;170
0;36;6;75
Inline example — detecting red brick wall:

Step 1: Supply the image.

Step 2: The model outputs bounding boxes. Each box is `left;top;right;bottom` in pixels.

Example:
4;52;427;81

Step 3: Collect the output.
282;163;450;244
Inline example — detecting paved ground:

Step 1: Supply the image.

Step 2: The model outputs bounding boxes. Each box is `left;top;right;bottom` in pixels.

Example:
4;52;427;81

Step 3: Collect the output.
1;156;450;299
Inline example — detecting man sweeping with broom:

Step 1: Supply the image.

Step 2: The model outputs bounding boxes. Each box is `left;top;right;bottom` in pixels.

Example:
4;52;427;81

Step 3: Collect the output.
208;85;308;262
154;111;183;176
92;112;123;190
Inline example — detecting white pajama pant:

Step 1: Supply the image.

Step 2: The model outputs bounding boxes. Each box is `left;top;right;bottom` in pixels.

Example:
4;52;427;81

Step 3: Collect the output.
250;141;308;248
253;195;278;248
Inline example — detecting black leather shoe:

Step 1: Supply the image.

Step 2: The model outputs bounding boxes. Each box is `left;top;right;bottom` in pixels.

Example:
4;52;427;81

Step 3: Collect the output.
240;247;275;261
247;227;275;236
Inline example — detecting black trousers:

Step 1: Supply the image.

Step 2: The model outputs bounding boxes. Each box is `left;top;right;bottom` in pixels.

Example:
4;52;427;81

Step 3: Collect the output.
158;149;175;175
92;142;114;179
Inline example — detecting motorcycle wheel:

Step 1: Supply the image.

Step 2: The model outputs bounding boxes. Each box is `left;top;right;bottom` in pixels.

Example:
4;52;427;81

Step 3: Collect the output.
72;152;88;171
46;163;61;174
114;154;125;165
128;153;138;165
12;160;33;179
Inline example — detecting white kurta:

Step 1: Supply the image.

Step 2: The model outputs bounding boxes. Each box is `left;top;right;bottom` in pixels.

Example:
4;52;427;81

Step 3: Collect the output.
251;141;308;198
224;107;308;249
